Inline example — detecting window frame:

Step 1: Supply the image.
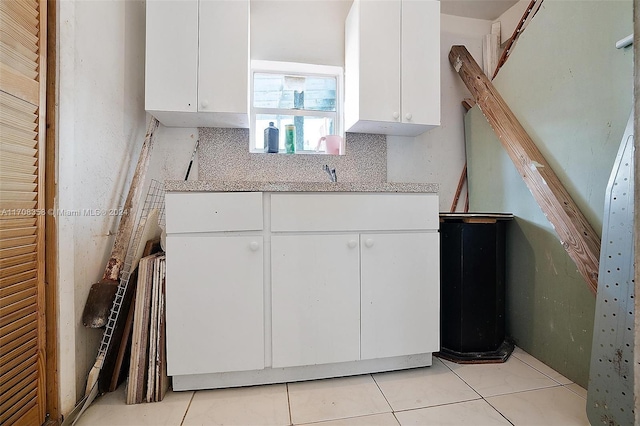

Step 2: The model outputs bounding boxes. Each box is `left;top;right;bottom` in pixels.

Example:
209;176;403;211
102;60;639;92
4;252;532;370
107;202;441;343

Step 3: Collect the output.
250;60;344;154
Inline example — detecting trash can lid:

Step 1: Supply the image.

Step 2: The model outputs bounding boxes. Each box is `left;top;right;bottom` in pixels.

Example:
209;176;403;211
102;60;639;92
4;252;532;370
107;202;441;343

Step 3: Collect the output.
439;213;514;223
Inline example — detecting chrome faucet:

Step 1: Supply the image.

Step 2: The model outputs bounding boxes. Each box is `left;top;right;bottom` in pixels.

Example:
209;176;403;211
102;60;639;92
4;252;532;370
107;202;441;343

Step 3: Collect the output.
323;164;337;182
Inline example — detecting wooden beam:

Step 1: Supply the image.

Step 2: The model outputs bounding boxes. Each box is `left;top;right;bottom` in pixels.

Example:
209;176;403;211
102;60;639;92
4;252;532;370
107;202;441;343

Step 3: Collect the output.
493;0;544;79
449;45;600;295
450;163;467;213
45;0;61;423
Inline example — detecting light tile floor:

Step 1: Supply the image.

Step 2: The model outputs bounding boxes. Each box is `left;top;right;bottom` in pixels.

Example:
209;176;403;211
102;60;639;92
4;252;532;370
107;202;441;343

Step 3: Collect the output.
76;347;590;425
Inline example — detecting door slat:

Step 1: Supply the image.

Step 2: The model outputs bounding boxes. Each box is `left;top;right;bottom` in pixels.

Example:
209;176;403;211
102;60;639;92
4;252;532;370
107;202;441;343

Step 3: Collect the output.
0;301;36;329
0;258;37;278
0;278;37;298
0;171;37;185
0;342;37;377
0;235;38;251
0;218;36;230
0;61;39;106
0;269;37;288
0;251;36;268
0;244;37;260
2;400;39;426
0;382;37;422
0;311;37;338
0;324;37;358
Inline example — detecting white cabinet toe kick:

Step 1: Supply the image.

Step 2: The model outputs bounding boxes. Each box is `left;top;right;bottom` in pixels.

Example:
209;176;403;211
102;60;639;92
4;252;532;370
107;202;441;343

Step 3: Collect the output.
172;354;433;391
165;191;440;390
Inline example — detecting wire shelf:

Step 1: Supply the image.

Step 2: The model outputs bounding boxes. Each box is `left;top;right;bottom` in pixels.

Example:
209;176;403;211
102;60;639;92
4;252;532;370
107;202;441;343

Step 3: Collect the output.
98;179;166;359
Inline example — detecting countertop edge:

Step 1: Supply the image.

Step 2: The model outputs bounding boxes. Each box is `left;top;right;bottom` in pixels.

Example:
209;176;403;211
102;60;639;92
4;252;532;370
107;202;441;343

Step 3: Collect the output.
164;181;439;193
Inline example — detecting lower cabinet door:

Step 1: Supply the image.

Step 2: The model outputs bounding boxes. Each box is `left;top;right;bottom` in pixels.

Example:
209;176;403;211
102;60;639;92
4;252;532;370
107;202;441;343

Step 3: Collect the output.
361;232;440;359
165;234;264;375
271;234;360;368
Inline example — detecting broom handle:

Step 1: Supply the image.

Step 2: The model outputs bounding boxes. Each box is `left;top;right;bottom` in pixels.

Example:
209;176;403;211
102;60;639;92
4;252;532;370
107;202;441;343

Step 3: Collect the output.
102;117;160;281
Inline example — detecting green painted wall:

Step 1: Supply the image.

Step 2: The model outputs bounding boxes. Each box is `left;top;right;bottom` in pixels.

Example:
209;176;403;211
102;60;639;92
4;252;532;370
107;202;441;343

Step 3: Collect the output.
464;0;633;387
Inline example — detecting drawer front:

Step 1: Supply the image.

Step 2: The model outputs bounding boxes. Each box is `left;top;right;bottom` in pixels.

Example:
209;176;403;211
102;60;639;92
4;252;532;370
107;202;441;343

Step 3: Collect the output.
271;193;438;232
166;192;263;233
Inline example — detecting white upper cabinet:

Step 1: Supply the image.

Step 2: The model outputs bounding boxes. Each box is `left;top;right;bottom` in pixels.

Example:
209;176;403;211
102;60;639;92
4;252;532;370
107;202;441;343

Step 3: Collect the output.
345;0;440;136
145;0;198;115
145;0;249;128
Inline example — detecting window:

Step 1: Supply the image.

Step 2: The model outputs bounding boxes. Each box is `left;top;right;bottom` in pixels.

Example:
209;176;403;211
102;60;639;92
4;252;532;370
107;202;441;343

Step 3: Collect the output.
250;60;343;154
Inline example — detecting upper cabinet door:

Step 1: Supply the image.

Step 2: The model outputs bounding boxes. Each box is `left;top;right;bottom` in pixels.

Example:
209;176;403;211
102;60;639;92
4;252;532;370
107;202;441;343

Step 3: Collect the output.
357;0;401;125
198;0;249;116
145;0;249;127
344;0;440;136
401;0;440;128
145;0;198;113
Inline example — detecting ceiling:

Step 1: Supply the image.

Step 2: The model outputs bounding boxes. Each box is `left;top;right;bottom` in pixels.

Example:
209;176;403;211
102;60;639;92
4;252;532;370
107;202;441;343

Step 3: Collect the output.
440;0;520;21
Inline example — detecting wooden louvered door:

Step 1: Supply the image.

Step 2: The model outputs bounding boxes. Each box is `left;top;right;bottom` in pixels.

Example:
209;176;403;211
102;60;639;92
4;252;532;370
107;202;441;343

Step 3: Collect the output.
0;0;48;425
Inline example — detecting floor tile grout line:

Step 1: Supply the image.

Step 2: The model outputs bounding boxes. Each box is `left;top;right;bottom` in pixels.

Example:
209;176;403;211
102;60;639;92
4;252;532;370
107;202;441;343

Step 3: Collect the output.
562;383;588;400
435;354;567;422
390;396;483;415
433;356;484;400
511;351;573;387
482;383;564;400
438;353;574;396
286;382;293;426
391;411;402;426
482;397;516;426
292;411;396;426
370;373;395;413
179;390;197;426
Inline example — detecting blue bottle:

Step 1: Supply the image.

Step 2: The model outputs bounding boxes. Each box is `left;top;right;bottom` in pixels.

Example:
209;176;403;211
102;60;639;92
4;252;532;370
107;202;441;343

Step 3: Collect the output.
264;122;279;153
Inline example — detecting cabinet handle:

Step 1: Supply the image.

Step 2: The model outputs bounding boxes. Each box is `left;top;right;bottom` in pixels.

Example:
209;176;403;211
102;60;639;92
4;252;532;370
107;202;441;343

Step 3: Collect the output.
249;241;259;251
405;113;413;121
364;238;374;248
347;239;357;249
201;99;209;108
392;111;400;120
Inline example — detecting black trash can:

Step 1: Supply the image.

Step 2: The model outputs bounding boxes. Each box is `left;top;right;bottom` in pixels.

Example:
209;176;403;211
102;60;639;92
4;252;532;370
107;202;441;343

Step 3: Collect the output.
438;213;514;363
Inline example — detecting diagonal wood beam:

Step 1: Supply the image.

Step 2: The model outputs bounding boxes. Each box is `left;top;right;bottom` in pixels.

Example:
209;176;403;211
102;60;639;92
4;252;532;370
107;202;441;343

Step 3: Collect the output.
449;45;600;295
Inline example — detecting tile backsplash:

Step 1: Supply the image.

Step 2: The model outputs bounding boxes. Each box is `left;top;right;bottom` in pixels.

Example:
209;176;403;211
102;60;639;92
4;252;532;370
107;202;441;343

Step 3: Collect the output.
197;128;387;182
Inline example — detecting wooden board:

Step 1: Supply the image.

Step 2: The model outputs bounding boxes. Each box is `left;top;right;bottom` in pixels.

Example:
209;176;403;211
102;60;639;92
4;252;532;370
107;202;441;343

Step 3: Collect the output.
126;254;156;404
125;250;168;404
449;45;600;294
152;257;169;401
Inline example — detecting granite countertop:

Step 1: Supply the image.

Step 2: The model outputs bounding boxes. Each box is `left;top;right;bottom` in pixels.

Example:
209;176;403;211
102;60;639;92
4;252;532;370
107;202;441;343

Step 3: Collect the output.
165;180;439;193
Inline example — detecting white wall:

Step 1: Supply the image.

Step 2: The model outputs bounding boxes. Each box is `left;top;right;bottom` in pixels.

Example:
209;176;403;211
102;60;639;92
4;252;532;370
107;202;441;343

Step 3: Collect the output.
57;0;148;414
495;0;530;43
250;0;353;66
387;14;491;211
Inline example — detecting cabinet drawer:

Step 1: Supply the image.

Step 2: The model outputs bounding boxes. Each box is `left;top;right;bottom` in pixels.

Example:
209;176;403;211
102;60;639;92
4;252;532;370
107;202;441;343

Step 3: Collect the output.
166;192;263;233
271;193;438;232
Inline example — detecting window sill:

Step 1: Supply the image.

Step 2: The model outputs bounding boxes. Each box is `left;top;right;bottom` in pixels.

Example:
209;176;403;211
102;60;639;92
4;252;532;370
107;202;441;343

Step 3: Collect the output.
249;150;342;156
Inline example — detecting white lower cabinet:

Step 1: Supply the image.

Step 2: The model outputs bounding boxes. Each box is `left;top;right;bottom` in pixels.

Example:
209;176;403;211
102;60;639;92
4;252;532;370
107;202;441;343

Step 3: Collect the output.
271;234;360;368
271;232;439;368
361;232;440;360
166;191;439;390
165;234;264;375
